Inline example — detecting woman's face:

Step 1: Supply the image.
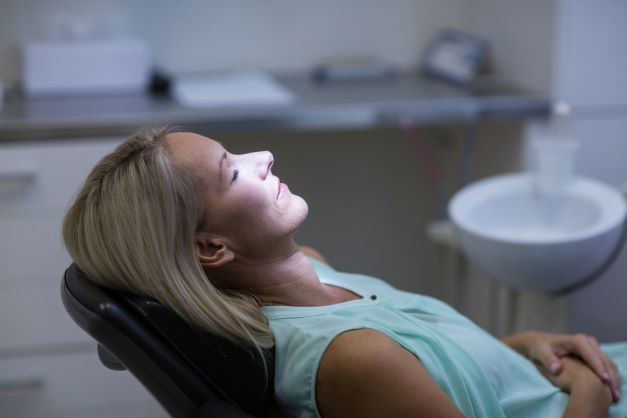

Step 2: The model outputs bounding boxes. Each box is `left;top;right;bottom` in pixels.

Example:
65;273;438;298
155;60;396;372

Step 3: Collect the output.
166;132;308;257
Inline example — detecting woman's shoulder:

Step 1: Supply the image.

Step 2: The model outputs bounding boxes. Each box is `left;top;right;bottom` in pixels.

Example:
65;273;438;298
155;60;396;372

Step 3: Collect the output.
316;328;465;418
267;315;379;414
319;328;405;365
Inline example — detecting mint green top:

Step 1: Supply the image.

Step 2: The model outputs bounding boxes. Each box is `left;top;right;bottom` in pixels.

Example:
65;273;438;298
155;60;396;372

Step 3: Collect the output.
261;258;627;417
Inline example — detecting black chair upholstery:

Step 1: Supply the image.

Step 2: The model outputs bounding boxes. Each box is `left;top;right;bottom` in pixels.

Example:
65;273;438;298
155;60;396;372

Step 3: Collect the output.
61;263;279;418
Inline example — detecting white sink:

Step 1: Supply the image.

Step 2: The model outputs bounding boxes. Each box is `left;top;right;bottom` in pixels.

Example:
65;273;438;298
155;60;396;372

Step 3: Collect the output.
449;173;626;292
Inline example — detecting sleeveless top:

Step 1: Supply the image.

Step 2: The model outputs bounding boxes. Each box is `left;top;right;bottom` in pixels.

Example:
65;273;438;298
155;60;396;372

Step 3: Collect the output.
261;258;627;418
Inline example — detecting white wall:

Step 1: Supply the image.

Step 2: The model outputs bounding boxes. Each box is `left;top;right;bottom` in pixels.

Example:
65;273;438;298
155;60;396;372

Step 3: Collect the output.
551;0;627;343
0;0;467;82
461;0;556;94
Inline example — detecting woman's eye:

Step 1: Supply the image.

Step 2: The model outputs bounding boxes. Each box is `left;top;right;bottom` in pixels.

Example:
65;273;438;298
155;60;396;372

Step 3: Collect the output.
232;169;239;183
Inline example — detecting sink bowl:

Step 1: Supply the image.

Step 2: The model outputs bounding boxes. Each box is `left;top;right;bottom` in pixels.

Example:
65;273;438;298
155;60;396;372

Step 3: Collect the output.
449;173;626;292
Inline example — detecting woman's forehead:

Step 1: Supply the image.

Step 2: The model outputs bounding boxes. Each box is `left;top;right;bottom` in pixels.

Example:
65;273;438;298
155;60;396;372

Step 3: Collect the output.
165;132;222;170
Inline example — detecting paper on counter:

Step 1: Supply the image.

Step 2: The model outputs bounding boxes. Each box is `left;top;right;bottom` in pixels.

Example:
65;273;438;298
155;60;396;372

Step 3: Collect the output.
173;71;295;108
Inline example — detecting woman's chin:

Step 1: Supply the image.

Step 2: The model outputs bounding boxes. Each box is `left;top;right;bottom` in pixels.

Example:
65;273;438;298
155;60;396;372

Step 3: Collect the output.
286;196;309;232
296;196;309;220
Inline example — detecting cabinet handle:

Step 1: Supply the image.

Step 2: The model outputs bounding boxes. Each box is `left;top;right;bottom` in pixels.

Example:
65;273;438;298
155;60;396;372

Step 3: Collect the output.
0;161;38;185
0;376;45;396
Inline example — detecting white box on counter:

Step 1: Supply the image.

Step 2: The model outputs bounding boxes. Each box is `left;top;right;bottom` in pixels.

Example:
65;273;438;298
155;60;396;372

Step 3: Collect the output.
22;39;151;97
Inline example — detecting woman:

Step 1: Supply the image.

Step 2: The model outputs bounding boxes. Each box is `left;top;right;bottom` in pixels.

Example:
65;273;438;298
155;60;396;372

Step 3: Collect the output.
63;127;626;417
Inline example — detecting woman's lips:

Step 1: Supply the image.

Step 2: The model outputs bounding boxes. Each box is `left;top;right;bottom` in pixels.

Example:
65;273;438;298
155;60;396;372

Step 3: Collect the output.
278;182;287;199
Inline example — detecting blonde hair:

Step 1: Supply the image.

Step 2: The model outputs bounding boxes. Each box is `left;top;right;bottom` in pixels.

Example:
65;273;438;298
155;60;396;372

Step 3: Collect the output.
62;126;274;376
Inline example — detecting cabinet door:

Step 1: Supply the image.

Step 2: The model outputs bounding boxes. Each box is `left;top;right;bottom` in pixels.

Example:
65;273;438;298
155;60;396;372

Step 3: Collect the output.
0;137;123;286
0;349;152;418
0;215;72;286
0;137;163;417
0;285;93;351
0;138;122;215
0;138;126;346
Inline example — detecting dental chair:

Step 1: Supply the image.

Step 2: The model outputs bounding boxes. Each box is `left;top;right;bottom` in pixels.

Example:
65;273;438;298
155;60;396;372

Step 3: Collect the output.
61;263;279;418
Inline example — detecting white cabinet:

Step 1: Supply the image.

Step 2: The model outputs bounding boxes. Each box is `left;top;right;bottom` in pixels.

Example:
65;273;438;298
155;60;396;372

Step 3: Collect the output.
0;351;152;418
0;138;166;417
0;140;119;214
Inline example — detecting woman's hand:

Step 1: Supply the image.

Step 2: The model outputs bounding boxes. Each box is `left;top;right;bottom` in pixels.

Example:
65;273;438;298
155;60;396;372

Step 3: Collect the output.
536;355;610;394
538;356;613;418
502;331;621;402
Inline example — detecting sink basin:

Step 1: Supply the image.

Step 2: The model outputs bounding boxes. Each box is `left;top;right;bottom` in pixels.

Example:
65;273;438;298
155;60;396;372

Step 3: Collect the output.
449;173;626;292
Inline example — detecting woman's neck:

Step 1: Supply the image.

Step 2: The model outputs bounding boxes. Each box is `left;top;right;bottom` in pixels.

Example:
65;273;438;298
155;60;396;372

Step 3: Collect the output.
210;244;353;307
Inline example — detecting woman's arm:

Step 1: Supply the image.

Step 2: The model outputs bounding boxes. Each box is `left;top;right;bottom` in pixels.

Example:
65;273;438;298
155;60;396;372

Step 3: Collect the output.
316;329;465;418
537;356;613;418
315;330;611;418
565;381;612;418
502;331;620;401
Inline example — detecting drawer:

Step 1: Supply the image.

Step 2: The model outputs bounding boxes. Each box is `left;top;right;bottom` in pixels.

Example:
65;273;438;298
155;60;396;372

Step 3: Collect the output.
0;215;72;285
0;285;92;351
0;138;122;214
0;350;152;418
3;401;152;418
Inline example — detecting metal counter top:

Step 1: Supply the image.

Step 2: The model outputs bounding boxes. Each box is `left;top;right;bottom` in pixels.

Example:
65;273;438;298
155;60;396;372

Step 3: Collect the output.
0;73;550;141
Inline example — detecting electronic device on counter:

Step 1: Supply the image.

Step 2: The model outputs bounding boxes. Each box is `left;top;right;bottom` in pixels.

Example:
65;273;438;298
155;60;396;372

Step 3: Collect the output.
420;29;489;86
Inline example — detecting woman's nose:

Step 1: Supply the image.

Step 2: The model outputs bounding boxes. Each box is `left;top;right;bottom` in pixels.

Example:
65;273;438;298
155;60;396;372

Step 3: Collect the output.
253;151;274;179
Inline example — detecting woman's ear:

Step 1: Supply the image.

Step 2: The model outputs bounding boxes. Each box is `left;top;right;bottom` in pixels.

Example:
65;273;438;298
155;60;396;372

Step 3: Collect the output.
195;235;234;268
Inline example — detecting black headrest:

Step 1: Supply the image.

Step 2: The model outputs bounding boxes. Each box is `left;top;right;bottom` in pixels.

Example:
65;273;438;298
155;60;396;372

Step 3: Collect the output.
62;263;276;418
120;292;276;414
